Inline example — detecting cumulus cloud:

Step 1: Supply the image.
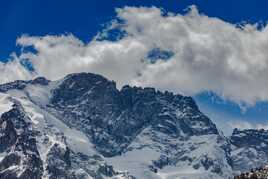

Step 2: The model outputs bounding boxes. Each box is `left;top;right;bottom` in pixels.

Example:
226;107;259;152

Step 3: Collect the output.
2;5;268;106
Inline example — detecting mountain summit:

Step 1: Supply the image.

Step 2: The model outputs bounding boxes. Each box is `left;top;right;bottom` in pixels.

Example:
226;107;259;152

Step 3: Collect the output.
0;72;266;179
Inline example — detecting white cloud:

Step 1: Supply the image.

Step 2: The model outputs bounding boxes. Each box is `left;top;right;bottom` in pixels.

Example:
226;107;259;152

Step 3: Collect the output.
2;6;268;106
0;53;34;83
229;120;268;131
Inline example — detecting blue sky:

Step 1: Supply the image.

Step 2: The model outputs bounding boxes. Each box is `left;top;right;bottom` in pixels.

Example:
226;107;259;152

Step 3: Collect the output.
2;0;268;60
1;0;268;134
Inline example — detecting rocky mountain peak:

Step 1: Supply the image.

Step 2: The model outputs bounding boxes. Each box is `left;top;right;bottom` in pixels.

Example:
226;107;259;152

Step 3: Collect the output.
49;72;220;157
51;72;117;105
0;76;50;93
231;128;268;148
1;72;265;179
230;128;268;174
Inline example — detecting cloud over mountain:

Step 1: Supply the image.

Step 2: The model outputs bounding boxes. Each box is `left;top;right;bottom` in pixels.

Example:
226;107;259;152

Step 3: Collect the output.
2;6;268;105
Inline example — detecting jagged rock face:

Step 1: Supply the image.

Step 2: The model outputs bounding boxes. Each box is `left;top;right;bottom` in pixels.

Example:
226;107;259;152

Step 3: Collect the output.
45;143;122;179
0;72;236;179
0;104;43;179
231;129;268;148
230;129;268;173
0;77;50;93
0;91;133;179
51;73;219;157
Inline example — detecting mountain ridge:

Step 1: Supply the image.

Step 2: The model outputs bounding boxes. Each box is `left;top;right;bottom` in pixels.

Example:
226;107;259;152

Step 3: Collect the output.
0;72;266;179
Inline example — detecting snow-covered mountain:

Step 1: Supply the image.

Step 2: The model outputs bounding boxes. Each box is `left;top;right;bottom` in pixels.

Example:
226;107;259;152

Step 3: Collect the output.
230;128;268;175
0;72;265;179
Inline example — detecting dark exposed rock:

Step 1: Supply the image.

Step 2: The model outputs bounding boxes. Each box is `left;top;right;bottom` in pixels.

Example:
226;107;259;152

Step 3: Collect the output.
231;128;268;149
0;72;242;178
230;129;268;173
0;117;17;152
0;104;43;179
0;76;49;92
31;77;50;85
46;144;74;179
50;72;219;157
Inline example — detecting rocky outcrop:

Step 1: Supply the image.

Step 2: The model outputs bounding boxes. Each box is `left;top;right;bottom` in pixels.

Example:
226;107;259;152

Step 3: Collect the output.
0;104;43;179
230;129;268;174
50;73;219;157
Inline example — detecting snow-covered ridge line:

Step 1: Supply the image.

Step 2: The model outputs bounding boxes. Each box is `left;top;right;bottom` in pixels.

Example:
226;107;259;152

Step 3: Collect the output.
0;72;267;179
0;75;134;179
0;92;13;116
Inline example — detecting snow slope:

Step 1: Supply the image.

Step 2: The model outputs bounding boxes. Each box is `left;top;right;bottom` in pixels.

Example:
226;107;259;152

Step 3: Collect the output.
0;92;13;116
